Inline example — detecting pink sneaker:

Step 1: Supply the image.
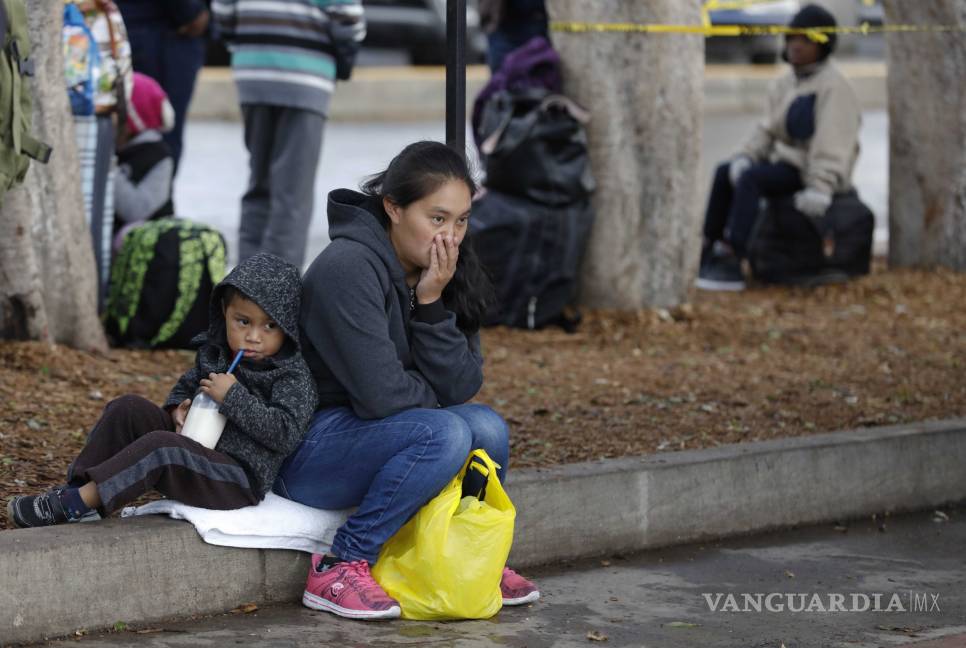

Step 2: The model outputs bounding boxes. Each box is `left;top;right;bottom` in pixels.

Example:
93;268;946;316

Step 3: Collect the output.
501;567;540;606
302;555;401;620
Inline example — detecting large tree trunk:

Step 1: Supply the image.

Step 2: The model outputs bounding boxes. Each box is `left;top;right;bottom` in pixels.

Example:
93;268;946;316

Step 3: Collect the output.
547;0;704;309
0;0;107;350
883;0;966;270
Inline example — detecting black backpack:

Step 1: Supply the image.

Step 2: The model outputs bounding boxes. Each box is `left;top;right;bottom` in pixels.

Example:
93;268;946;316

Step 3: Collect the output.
748;190;875;284
470;189;594;330
105;218;226;349
477;88;595;207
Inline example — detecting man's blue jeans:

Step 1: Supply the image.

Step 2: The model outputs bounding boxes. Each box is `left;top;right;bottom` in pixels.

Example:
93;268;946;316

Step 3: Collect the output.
274;404;510;564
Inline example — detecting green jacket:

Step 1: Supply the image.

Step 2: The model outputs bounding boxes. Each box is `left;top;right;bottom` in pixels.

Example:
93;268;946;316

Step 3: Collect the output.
0;0;51;203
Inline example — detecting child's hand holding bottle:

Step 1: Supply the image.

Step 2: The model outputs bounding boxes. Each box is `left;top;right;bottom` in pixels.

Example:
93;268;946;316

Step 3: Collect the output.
172;399;191;434
181;350;245;449
199;373;237;404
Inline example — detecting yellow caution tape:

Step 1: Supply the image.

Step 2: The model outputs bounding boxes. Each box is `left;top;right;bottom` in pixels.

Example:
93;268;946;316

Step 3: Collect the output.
552;0;964;43
550;21;963;42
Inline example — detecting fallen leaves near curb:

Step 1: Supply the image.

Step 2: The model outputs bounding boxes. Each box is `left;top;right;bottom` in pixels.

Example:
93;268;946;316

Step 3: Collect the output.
876;624;923;635
586;630;609;641
231;603;259;614
2;268;966;530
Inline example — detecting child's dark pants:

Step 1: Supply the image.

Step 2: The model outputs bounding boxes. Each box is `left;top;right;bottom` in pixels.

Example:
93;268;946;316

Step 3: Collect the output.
67;394;260;515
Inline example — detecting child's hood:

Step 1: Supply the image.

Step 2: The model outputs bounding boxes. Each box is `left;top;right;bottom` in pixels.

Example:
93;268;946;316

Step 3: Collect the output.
209;252;303;351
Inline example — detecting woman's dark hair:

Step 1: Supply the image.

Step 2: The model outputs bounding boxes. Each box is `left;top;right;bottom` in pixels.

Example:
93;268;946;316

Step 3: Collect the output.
361;141;494;333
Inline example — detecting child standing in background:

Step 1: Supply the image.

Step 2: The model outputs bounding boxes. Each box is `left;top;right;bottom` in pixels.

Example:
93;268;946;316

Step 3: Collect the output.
112;71;176;252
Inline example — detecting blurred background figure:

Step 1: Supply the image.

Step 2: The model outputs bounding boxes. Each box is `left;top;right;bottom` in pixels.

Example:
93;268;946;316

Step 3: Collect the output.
113;71;176;253
479;0;548;73
213;0;365;268
696;3;861;292
115;0;210;172
64;0;133;312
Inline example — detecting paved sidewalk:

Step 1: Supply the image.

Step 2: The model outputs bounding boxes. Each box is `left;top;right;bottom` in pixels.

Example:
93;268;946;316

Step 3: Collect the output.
40;506;965;648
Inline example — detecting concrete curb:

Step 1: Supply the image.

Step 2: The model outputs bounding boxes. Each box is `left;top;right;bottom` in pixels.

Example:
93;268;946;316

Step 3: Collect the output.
4;418;965;644
187;62;887;123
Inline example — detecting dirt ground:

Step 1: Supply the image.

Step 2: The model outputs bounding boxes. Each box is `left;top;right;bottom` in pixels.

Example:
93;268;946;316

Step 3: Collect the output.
2;267;964;529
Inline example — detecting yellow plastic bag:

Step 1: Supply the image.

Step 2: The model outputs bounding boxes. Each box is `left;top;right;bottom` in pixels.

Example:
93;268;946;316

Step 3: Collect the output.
372;449;515;620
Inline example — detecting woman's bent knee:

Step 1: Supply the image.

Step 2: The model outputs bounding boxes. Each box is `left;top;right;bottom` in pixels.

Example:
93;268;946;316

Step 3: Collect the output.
409;410;473;473
459;404;509;447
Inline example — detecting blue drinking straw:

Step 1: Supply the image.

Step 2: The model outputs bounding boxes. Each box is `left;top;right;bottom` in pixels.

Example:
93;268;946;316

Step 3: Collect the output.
226;349;245;375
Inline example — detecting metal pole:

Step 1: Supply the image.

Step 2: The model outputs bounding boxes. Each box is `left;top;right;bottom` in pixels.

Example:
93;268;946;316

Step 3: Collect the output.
445;0;467;157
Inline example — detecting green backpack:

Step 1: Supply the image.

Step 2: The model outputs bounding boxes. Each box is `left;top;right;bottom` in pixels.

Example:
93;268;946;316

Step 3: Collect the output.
0;0;52;204
105;218;227;349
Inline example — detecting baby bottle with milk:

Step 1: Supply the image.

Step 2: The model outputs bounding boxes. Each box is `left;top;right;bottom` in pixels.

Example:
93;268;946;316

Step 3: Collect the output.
180;392;227;449
180;349;244;449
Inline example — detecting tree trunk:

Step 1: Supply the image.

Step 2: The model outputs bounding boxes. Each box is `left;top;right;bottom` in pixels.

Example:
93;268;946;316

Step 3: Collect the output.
883;0;966;270
547;0;704;309
0;0;107;350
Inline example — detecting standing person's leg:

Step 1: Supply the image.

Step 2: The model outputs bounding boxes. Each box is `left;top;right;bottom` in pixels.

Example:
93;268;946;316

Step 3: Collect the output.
239;104;277;264
90;114;116;312
703;161;736;248
126;25;163;82
159;32;205;171
486;30;515;73
262;107;325;268
726;162;803;256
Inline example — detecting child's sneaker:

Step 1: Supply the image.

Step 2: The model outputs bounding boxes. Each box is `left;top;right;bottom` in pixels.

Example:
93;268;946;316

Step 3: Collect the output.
501;567;540;606
7;489;72;528
302;554;401;620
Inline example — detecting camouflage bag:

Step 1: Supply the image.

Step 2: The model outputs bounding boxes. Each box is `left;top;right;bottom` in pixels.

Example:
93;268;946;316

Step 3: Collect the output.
0;0;52;204
106;218;226;349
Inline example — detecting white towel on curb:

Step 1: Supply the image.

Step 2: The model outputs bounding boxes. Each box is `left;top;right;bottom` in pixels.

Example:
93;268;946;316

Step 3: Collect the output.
121;493;352;555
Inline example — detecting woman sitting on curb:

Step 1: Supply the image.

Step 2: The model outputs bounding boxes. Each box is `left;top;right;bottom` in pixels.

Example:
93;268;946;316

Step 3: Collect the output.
274;141;539;620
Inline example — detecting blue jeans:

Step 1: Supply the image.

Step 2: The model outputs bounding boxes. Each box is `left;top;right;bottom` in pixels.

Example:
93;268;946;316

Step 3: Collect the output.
125;26;205;171
486;21;548;73
274;404;510;564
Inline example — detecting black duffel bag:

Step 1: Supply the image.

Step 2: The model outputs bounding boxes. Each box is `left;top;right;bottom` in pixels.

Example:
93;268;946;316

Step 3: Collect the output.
477;88;595;206
748;190;875;284
469;188;594;330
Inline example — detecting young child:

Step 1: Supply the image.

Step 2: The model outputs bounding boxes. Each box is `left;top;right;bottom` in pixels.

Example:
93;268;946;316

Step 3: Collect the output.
113;71;176;253
7;253;317;527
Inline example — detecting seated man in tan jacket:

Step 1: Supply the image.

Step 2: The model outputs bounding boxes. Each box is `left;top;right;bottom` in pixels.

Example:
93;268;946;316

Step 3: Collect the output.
697;3;861;292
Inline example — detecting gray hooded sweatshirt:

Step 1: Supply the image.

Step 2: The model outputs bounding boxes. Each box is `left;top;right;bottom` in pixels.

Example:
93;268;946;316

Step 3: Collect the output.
300;189;484;420
164;252;317;496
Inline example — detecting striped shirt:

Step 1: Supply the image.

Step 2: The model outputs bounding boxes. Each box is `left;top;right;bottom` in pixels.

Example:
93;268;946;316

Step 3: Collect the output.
212;0;364;116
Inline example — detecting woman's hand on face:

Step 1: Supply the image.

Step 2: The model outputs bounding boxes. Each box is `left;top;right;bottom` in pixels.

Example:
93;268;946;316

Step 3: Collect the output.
415;234;458;305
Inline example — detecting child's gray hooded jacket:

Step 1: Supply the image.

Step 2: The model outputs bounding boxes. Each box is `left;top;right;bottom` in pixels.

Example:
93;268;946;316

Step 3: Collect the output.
165;253;317;496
